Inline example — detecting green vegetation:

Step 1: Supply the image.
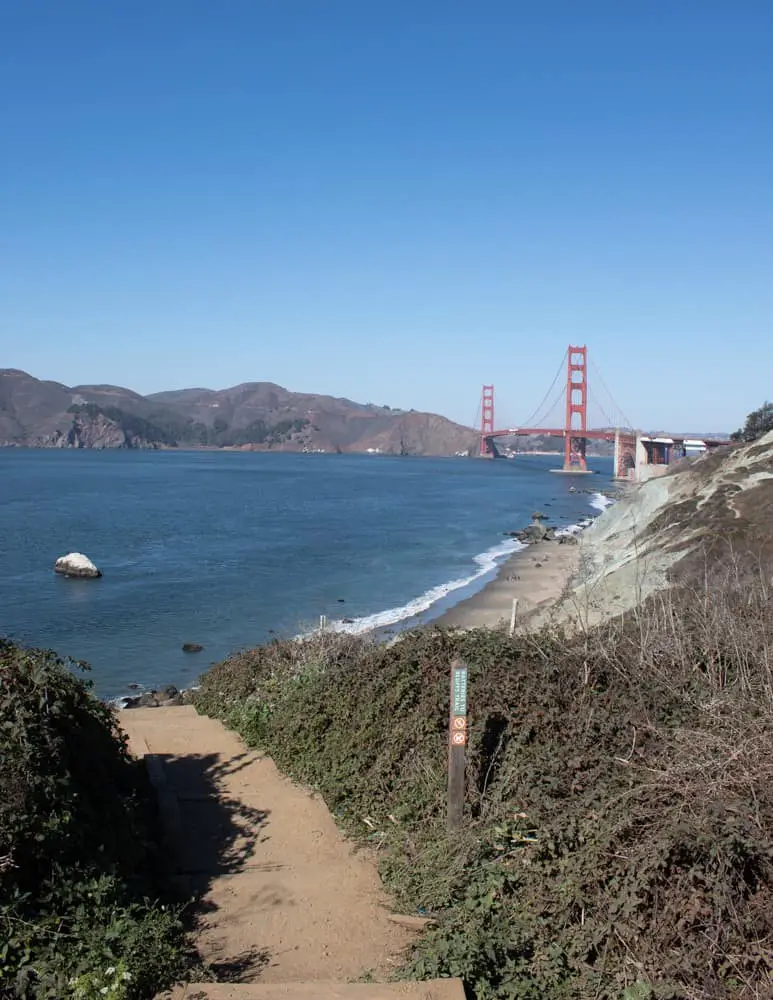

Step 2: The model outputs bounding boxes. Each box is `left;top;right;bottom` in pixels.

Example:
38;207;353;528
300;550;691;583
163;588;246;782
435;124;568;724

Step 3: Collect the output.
731;402;773;443
0;640;192;999
67;402;310;448
193;577;773;999
209;416;310;448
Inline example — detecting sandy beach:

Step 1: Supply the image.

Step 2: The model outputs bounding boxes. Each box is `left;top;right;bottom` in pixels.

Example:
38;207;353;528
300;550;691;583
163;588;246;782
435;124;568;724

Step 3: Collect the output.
433;537;581;630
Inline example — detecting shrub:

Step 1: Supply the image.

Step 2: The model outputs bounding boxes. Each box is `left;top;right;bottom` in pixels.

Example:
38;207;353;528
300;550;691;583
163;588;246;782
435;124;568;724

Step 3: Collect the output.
193;577;773;999
731;402;773;443
0;639;192;999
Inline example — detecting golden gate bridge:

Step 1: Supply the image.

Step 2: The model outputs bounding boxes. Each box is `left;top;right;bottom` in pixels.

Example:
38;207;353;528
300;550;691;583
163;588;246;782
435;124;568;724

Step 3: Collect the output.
479;345;730;479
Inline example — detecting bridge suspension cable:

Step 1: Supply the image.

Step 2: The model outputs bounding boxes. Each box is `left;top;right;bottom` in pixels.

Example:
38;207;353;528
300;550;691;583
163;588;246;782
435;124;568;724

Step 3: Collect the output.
589;358;634;430
529;379;568;430
471;398;482;434
519;347;568;428
592;393;616;430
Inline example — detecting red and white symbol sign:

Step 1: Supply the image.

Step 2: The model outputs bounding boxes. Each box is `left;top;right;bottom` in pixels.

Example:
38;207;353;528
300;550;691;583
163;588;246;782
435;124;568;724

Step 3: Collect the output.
452;716;466;730
451;731;467;746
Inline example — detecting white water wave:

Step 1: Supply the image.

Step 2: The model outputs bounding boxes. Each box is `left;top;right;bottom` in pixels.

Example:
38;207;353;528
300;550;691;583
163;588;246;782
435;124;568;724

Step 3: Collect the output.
326;537;525;636
556;491;615;537
589;491;616;512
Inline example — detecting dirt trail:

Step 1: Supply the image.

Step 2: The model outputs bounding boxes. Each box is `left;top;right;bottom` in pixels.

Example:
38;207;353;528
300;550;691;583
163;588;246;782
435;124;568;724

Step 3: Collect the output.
119;706;426;987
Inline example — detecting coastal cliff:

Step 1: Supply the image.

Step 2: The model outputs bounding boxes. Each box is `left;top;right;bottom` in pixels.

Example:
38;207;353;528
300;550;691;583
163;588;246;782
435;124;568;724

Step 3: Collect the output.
554;429;773;626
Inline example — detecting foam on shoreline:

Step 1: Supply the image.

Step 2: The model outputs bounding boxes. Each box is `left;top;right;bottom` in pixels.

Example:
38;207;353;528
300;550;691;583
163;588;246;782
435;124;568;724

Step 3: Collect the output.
114;490;620;702
326;536;526;635
590;491;616;513
327;491;618;636
423;489;620;631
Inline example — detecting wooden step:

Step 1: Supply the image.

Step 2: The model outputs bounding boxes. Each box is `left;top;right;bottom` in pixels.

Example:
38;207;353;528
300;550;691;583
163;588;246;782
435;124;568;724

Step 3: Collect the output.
163;981;465;999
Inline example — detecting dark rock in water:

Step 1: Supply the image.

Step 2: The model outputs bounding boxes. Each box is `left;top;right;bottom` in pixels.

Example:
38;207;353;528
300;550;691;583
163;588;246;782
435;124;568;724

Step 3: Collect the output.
127;683;141;691
53;552;102;578
182;642;204;653
337;598;346;603
342;617;355;624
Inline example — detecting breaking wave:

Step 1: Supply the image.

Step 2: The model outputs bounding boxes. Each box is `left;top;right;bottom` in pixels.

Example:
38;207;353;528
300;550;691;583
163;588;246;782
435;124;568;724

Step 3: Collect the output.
326;537;526;635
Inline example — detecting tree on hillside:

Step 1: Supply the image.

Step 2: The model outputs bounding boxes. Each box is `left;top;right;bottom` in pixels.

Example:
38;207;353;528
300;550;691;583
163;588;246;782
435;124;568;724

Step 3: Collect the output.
731;401;773;443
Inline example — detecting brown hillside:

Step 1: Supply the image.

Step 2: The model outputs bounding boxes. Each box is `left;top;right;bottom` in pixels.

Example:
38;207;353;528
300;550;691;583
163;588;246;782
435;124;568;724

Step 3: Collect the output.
0;369;477;456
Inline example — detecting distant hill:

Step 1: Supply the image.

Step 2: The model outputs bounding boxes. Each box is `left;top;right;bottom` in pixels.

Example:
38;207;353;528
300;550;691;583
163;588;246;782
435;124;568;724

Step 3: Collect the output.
0;369;478;456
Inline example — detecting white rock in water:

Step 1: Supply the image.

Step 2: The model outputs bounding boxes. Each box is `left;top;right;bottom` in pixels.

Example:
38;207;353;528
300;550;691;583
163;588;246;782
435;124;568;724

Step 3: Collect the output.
54;552;102;579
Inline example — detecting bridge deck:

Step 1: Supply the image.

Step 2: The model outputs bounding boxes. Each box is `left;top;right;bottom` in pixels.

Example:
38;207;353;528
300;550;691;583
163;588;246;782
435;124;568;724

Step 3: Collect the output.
487;429;731;447
488;428;615;440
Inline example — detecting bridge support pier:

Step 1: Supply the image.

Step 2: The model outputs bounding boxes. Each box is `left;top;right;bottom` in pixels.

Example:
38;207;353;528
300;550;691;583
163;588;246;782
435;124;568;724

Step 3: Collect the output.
613;429;637;480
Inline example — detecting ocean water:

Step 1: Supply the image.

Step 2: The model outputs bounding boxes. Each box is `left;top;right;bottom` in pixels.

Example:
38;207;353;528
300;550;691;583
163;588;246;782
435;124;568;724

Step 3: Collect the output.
0;449;613;698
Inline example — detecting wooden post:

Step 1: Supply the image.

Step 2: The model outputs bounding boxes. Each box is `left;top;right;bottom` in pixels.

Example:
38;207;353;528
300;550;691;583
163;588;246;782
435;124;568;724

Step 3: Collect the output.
447;657;468;831
509;597;518;636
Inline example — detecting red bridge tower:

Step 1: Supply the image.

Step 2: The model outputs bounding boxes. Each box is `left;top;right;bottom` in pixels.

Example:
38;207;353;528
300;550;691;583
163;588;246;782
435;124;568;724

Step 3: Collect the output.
563;345;588;471
480;384;495;456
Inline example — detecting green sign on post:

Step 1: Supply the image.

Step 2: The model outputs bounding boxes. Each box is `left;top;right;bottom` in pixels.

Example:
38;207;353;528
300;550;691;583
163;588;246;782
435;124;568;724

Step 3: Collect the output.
448;658;469;831
452;666;468;718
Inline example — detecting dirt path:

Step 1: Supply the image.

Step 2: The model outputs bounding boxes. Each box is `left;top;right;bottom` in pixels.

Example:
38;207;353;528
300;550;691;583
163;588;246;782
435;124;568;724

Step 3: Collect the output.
119;706;417;985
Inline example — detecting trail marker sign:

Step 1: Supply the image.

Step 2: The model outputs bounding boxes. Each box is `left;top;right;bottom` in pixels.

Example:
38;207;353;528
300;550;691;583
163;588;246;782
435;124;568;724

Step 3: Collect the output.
452;665;468;717
447;658;469;830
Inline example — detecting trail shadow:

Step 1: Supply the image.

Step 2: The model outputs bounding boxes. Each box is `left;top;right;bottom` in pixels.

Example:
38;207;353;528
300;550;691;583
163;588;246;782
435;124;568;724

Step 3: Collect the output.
152;751;271;981
156;750;270;883
202;946;271;983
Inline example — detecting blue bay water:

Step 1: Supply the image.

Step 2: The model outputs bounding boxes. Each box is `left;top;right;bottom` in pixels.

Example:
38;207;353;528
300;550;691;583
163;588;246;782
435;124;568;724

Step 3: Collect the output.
0;450;613;698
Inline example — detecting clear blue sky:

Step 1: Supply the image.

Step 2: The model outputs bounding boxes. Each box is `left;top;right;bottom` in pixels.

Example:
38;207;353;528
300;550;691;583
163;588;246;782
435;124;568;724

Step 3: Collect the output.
2;1;771;432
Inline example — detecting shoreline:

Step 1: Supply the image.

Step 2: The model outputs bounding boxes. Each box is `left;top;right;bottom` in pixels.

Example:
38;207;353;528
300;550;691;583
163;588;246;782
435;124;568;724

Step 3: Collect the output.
117;494;615;707
431;537;581;630
117;537;576;706
432;492;617;632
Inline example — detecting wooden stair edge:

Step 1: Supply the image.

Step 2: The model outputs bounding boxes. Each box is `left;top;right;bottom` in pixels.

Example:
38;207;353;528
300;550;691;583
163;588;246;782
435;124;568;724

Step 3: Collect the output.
158;979;466;999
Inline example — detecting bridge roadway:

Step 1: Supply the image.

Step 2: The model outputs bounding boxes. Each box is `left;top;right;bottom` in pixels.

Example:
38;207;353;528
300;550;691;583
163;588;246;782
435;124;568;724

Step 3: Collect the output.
488;427;615;440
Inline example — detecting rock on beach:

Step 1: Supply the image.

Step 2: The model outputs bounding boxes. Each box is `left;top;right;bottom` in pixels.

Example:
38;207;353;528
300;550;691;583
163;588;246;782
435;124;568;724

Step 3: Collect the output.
53;552;102;579
122;685;184;709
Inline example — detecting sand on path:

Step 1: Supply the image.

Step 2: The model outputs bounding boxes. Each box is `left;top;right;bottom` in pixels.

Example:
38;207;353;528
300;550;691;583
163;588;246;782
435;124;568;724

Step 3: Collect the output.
119;706;424;987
